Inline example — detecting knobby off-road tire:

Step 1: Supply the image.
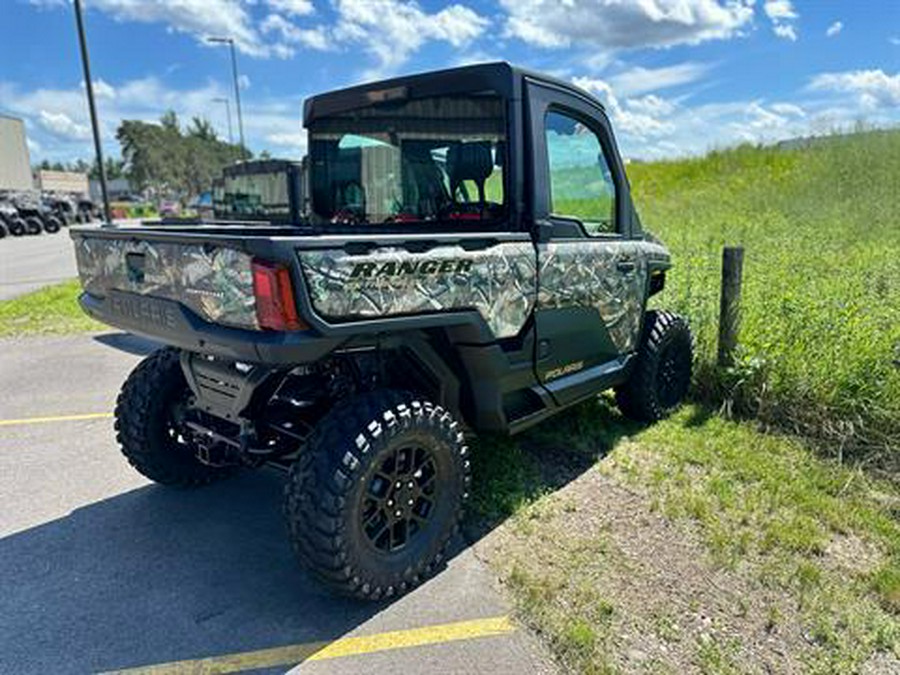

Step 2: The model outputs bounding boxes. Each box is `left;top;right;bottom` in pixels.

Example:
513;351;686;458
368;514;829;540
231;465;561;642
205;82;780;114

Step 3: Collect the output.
8;218;27;236
616;310;693;423
25;217;43;235
42;216;62;234
285;390;471;600
115;347;236;487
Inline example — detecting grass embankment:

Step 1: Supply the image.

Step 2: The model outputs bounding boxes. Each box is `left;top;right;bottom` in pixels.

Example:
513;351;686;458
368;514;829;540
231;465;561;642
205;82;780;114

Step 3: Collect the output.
0;280;102;337
472;131;900;673
628;130;900;461
471;400;900;674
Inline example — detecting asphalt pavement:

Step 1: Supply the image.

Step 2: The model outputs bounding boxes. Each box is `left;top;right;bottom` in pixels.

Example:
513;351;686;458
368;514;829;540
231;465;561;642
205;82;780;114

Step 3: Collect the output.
0;231;78;300
0;332;555;674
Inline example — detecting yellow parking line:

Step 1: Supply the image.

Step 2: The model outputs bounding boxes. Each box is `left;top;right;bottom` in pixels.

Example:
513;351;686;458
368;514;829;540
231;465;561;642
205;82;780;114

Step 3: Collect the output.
102;615;516;674
0;412;113;427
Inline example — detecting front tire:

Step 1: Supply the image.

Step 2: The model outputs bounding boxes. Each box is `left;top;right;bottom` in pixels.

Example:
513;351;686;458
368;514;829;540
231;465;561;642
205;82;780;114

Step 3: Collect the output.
616;310;693;422
115;347;236;487
8;218;27;236
284;390;470;600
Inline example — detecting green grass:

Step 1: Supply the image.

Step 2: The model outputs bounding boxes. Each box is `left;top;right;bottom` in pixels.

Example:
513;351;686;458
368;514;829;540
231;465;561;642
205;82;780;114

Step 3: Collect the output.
627;129;900;459
0;279;102;337
472;400;900;674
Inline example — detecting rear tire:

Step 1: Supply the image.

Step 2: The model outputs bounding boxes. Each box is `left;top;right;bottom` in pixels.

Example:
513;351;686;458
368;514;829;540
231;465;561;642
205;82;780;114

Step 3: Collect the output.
42;216;62;234
115;347;237;487
616;310;693;422
284;390;470;600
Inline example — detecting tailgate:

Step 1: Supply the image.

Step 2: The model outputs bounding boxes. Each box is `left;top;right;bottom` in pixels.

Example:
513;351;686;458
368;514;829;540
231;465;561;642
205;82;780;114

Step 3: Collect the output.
73;232;259;331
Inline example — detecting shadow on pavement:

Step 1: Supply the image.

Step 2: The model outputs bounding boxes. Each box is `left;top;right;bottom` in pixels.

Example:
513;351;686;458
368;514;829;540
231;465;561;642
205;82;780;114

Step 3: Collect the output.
0;470;379;674
93;331;161;357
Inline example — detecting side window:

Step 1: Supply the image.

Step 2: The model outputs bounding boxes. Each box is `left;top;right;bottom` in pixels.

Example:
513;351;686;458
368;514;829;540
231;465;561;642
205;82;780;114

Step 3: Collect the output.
544;110;617;235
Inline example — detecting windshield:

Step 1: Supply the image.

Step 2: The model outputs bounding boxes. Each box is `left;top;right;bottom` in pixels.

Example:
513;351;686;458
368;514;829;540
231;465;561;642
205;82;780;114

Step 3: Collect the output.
213;171;290;220
308;94;506;226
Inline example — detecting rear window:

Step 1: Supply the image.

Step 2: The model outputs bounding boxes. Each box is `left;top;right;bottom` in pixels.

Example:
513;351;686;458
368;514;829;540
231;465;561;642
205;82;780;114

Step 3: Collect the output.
214;171;290;219
308;94;506;228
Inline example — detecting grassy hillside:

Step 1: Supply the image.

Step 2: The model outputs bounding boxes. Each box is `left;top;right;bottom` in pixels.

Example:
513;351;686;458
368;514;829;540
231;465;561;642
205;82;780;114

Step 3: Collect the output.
628;130;900;461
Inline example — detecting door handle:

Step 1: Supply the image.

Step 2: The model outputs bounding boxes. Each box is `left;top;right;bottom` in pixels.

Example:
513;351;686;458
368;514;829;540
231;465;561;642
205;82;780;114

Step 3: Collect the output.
616;259;636;273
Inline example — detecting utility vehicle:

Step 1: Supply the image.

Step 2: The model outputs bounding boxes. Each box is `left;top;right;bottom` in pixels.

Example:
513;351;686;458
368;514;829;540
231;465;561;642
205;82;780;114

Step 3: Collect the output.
71;63;692;600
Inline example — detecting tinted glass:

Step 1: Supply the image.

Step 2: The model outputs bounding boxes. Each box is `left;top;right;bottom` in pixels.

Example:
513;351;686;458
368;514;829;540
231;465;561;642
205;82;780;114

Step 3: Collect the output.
215;171;290;219
545;111;616;235
309;95;505;226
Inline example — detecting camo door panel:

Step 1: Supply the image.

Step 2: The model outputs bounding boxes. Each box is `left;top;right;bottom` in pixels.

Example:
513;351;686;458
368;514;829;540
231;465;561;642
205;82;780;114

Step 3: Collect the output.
539;240;648;353
298;242;536;338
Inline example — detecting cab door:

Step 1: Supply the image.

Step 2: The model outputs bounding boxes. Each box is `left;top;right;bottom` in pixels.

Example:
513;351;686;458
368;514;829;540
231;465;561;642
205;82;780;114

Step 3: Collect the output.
527;79;648;406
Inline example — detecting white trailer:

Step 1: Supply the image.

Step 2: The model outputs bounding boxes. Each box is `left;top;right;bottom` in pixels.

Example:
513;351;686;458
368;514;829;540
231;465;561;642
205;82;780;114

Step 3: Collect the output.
0;115;33;191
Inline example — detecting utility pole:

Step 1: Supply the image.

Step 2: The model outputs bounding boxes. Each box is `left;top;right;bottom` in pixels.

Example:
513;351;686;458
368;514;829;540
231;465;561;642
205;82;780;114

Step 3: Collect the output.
207;37;245;153
73;0;111;223
213;97;233;144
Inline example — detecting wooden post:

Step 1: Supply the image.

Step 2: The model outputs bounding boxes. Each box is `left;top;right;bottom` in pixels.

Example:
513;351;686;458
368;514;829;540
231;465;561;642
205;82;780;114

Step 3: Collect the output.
718;246;744;367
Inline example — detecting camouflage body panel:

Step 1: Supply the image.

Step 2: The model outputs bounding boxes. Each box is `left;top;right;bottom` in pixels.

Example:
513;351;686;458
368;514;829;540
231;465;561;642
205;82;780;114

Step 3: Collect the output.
539;241;658;352
298;243;537;338
74;236;258;329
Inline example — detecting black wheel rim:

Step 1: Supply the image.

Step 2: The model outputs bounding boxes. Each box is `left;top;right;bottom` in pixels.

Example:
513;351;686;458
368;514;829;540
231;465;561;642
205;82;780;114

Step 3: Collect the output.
657;342;691;409
361;444;439;554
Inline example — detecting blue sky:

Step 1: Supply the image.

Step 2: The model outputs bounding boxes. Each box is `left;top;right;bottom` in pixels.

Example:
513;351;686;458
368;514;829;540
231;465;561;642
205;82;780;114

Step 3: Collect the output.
1;0;898;163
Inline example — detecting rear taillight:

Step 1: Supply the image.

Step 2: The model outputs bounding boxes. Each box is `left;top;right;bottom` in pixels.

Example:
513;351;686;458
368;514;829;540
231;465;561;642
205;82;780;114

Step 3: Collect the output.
251;259;306;331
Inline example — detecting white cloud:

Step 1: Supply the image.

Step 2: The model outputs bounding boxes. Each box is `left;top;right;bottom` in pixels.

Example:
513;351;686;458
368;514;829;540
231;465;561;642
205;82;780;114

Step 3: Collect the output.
0;76;311;162
890;36;900;46
764;0;799;41
770;102;805;117
331;0;489;77
565;71;888;161
572;77;675;140
260;13;331;51
265;0;315;17
773;24;797;41
37;110;92;140
627;94;678;117
763;1;797;21
501;0;754;50
608;61;713;96
809;69;900;109
31;0;291;58
826;21;843;38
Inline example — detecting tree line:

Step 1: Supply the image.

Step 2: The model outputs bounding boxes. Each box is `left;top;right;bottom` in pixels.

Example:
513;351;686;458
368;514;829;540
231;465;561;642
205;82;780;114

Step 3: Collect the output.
37;110;266;202
117;111;250;200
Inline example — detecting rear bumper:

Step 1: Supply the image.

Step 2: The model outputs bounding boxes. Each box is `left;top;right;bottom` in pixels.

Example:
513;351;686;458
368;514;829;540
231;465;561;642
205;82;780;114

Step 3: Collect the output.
80;291;341;364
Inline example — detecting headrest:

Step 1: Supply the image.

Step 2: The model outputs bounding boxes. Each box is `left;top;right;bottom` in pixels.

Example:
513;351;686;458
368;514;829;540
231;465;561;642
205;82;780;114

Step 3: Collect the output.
446;142;493;185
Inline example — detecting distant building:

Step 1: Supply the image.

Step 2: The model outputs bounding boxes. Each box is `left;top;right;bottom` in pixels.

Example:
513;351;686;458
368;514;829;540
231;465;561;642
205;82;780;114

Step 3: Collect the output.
90;177;133;201
37;169;89;195
0;115;33;191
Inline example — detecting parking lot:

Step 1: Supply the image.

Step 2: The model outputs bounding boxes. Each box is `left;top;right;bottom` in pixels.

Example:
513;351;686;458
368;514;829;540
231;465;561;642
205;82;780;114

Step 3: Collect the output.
0;231;78;300
0;332;554;674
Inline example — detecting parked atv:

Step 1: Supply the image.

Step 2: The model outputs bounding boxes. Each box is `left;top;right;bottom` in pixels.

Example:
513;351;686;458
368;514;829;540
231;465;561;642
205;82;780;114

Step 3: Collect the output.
76;198;98;223
70;63;693;601
12;192;62;234
45;195;78;227
0;197;29;236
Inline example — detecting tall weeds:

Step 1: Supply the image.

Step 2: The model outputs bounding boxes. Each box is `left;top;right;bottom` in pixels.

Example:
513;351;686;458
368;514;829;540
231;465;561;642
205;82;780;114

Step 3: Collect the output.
630;130;900;467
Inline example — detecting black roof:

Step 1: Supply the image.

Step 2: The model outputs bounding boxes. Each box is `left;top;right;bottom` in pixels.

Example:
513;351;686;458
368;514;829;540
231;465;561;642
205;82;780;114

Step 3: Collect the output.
303;61;604;125
222;159;302;177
